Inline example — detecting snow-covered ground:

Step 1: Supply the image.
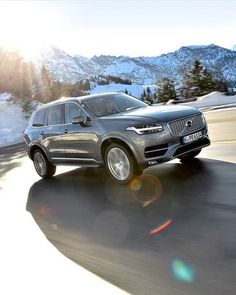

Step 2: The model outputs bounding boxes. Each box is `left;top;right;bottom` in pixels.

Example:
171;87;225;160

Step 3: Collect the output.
0;93;28;147
181;91;236;109
90;83;157;98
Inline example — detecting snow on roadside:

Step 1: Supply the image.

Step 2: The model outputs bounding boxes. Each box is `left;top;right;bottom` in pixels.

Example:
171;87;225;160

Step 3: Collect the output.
90;83;157;98
182;91;236;109
0;93;28;147
0;92;11;101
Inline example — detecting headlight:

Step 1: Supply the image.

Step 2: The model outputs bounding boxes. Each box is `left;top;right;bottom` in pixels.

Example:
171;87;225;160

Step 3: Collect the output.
126;124;164;135
201;113;206;124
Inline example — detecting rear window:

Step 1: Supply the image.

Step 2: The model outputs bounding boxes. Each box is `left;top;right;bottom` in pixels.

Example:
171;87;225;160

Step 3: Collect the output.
47;104;64;126
32;109;46;127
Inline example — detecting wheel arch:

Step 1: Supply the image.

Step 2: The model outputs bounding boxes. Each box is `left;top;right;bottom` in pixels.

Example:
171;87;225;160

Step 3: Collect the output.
29;144;48;161
101;137;138;164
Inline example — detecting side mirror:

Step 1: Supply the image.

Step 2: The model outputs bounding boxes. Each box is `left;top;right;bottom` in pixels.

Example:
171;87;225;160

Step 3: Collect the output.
72;116;91;126
72;116;84;124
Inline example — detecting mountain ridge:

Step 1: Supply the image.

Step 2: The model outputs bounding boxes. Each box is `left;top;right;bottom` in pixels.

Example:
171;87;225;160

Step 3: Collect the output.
38;44;236;85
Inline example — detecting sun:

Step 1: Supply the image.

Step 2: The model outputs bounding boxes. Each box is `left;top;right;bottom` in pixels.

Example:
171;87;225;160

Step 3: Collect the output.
0;2;59;60
14;39;47;61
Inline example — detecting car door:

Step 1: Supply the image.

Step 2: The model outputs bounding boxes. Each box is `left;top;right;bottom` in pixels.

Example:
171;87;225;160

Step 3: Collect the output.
41;104;65;160
61;102;95;161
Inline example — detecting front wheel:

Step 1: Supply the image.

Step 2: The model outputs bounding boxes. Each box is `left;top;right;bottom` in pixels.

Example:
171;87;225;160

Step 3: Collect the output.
33;150;56;178
105;143;142;184
178;149;201;163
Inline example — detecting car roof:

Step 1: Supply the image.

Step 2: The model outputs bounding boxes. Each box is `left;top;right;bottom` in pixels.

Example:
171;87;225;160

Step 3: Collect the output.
37;91;121;110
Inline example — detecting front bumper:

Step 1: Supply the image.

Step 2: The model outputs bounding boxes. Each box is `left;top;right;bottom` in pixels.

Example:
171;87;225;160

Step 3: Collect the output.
130;126;210;169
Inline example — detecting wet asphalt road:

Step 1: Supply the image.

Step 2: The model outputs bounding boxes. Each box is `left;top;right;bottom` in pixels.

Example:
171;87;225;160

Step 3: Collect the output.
1;108;236;295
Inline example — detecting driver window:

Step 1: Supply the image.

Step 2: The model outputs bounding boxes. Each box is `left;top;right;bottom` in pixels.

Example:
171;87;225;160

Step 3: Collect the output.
65;103;84;124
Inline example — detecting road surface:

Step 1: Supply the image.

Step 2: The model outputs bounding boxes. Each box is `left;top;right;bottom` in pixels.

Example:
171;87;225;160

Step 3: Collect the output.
1;108;236;295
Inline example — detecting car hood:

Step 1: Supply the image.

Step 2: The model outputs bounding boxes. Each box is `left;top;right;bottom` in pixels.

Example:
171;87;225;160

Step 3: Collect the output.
101;105;201;123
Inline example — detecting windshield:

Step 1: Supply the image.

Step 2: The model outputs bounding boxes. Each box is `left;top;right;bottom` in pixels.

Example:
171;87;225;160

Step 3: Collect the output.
83;93;147;117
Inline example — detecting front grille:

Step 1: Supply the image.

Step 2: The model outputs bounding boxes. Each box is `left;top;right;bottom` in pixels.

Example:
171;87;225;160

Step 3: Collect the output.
168;114;205;136
145;144;168;158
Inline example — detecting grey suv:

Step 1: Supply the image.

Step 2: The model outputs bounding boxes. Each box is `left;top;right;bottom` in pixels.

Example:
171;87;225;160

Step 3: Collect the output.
24;92;210;184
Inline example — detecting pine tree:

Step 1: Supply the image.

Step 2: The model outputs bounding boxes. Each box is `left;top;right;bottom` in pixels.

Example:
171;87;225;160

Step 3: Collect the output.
145;93;153;104
40;64;52;102
157;78;177;103
143;89;146;98
201;68;215;94
212;68;229;93
0;49;35;99
146;86;151;95
187;60;203;97
83;79;91;91
21;97;36;114
214;80;228;93
144;86;153;103
184;60;216;98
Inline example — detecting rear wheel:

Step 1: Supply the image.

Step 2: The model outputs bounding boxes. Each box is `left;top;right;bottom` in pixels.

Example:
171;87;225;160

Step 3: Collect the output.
33;150;56;178
105;143;142;184
178;149;201;163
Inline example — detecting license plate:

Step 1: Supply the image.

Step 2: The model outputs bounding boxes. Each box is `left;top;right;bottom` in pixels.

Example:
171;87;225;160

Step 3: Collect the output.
183;131;203;144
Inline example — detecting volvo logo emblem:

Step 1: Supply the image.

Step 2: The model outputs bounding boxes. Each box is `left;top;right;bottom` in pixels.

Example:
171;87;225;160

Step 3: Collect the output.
186;120;192;128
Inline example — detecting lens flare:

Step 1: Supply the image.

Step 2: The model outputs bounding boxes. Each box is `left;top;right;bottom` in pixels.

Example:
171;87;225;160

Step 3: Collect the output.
171;259;195;283
149;219;172;235
129;178;142;192
105;181;132;205
129;174;162;207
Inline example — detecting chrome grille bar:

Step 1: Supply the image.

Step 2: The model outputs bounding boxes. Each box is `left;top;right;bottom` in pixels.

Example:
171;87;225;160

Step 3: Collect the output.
168;114;205;136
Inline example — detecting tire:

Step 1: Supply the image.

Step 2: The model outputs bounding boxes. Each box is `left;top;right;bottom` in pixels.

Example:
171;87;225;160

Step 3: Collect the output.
178;149;201;163
105;143;142;184
33;150;56;178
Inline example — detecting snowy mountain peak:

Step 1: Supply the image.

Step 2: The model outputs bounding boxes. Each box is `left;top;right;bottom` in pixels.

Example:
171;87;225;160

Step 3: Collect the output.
178;44;227;53
186;45;210;49
184;44;216;50
232;45;236;51
35;44;236;85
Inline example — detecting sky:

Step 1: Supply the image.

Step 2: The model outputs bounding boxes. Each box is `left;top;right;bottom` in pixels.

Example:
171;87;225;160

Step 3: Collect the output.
0;0;235;58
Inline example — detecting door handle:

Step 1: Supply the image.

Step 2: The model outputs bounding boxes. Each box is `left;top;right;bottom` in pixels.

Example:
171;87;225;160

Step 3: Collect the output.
40;131;44;135
64;129;68;134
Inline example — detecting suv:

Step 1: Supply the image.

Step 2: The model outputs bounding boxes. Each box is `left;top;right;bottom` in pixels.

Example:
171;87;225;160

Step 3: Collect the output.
24;92;210;184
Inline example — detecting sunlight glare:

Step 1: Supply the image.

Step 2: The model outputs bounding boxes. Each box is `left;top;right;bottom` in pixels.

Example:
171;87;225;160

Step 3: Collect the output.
0;3;60;59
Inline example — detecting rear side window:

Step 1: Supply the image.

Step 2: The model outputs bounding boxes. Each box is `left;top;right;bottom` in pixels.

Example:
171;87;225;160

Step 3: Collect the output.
32;109;46;127
47;104;64;126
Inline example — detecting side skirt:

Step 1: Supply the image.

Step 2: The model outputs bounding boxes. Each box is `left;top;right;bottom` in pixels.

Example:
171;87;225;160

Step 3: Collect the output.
51;157;102;168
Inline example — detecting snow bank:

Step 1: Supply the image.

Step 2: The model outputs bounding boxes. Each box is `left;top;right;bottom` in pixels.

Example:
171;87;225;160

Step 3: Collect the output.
0;92;11;101
0;93;28;147
182;92;236;109
90;83;157;98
